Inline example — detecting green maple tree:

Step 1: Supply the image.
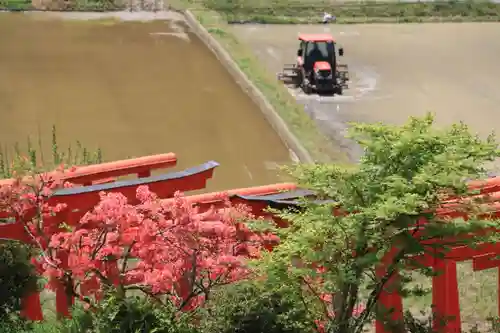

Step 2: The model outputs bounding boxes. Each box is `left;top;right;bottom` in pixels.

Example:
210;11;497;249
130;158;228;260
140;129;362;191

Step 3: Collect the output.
255;113;500;333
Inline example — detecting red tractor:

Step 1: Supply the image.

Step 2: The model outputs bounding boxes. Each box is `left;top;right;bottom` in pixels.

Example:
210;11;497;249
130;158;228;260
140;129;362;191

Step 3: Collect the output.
278;33;349;95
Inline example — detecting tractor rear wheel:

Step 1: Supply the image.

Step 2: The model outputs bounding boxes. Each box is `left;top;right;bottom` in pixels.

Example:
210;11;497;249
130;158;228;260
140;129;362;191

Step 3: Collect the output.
302;78;312;94
291;70;301;86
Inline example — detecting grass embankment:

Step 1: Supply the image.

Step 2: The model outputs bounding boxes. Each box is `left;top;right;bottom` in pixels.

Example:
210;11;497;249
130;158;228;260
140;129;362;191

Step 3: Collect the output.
178;1;342;163
201;0;500;24
0;0;124;11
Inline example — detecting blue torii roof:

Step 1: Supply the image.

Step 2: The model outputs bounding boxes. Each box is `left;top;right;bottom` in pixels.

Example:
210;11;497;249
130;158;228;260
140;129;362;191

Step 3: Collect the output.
231;189;334;207
52;161;219;197
50;161;330;208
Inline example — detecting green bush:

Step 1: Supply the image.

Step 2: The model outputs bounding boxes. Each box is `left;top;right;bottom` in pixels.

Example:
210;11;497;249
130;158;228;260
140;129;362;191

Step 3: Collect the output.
0;315;32;333
0;241;38;321
200;281;316;333
0;315;62;333
61;292;197;333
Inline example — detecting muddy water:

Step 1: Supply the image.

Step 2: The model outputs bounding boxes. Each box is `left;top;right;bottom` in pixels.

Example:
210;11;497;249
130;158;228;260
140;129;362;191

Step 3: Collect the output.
0;13;291;191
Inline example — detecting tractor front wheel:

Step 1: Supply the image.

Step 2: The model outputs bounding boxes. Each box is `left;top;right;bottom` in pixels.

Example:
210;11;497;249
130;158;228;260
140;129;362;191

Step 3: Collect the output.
335;85;343;95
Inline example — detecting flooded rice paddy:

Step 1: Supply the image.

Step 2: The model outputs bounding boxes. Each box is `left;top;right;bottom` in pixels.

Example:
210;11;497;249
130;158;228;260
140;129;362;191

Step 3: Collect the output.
0;12;291;191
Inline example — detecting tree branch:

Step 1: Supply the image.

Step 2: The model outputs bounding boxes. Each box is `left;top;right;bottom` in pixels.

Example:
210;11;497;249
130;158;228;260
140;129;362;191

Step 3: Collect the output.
301;276;330;319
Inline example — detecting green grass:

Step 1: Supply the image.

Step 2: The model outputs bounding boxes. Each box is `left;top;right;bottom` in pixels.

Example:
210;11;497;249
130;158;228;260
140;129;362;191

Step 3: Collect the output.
0;0;31;10
456;264;498;325
401;263;498;329
196;0;500;24
0;0;125;11
0;125;103;179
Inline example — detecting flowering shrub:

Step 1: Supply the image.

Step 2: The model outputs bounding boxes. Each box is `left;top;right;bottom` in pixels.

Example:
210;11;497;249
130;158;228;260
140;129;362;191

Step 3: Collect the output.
40;186;277;310
0;166;278;314
0;164;358;332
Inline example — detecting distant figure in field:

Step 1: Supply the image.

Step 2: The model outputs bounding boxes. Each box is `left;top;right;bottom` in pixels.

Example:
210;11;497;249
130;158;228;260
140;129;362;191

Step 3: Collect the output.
322;12;336;24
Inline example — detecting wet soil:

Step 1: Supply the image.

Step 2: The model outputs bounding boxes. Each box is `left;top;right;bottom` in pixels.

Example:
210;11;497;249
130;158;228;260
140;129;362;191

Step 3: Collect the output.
232;23;500;163
0;12;292;191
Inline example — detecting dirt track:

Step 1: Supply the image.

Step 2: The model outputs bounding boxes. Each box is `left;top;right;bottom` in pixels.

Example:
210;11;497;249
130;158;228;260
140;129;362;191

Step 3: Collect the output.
232;23;500;161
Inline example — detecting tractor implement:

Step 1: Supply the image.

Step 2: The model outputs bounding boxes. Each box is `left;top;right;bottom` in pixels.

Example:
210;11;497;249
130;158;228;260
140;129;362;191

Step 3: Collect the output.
277;63;300;85
277;33;349;95
337;63;349;88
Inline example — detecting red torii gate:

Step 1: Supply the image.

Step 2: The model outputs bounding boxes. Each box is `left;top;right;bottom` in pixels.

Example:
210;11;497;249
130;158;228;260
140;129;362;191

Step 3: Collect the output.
0;153;178;188
212;185;500;333
183;176;500;333
374;177;500;333
0;153;298;320
137;177;500;333
2;154;500;333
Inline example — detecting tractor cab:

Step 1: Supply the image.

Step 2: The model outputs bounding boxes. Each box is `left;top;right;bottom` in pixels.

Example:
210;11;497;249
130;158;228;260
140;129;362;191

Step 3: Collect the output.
278;33;349;95
297;33;343;74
